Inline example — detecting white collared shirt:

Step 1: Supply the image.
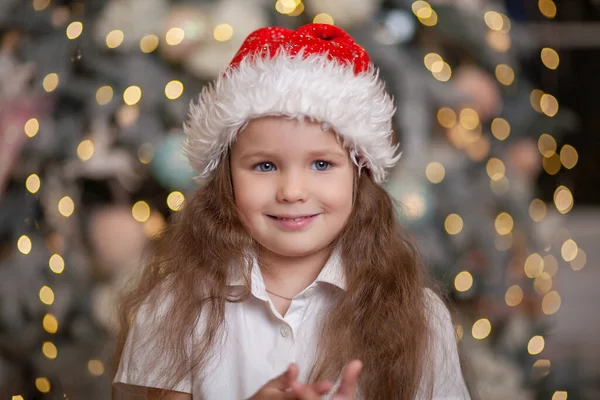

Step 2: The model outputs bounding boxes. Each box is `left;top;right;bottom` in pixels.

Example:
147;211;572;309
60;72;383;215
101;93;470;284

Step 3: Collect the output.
114;251;471;399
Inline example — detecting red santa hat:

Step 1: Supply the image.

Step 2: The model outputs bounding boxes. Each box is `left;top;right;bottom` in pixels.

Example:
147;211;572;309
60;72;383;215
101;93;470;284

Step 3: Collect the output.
183;23;399;183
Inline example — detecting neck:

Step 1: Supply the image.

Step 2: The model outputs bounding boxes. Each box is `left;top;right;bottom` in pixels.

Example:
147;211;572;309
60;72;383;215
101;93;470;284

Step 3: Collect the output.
259;246;332;295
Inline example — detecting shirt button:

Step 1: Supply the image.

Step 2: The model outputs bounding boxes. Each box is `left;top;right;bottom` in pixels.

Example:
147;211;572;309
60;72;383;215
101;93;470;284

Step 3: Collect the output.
280;325;290;338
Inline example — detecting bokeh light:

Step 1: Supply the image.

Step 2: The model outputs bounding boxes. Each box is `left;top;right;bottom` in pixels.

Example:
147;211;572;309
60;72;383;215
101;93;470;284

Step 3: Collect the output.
472;318;492;339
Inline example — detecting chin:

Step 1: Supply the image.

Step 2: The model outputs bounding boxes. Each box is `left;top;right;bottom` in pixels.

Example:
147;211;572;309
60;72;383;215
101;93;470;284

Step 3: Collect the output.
263;240;325;258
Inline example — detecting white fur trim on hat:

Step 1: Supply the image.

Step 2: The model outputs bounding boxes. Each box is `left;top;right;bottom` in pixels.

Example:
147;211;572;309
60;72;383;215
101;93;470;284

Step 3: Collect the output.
183;50;399;183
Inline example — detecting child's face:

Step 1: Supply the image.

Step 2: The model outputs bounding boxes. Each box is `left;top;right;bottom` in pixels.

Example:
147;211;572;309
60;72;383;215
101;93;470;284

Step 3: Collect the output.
230;116;354;259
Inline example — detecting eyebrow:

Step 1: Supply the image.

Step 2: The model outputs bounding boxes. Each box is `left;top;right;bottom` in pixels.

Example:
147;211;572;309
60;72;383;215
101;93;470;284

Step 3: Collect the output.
238;149;348;161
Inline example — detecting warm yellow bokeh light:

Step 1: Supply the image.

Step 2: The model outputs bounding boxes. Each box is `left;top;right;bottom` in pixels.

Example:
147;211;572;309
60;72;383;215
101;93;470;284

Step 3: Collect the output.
106;30;124;48
167;191;185;211
529;199;547;222
165;80;184;100
418;9;438;27
132;201;151;222
96;85;114;105
42;341;58;359
538;133;557;157
459;108;479;130
58;196;75;217
491;118;510;140
530;89;544;113
88;359;105;376
77;139;95;161
454;271;473;292
313;13;334;25
432;62;451;81
495;212;514;235
533;359;552;379
26;174;41;194
424;53;443;71
560;145;578;169
534;272;553;295
539;0;557;19
425;162;445;184
552;391;568;400
17;235;32;255
123;86;142;106
570;249;587;271
541;48;560;70
540;94;559;117
24;118;40;138
35;377;51;393
528;335;545;355
138;143;154;164
437;107;456;128
166;27;185;45
543;153;561;175
542;291;561;315
444;214;464;235
486;30;512;53
495;64;515;86
49;254;65;274
524;253;544;278
561;239;578;262
33;0;51;11
275;0;298;15
472;318;492;340
39;286;55;305
455;324;464;342
505;285;524;307
554;185;574;214
66;21;83;39
490;176;510;196
214;23;234;41
140;34;160;53
484;11;503;31
486;157;505;181
12;395;24;400
43;313;58;333
43;73;59;92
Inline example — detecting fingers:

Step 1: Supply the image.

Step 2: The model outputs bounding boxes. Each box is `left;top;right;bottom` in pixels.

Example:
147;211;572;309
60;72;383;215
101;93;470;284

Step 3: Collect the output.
309;380;334;395
267;363;298;390
332;360;363;399
286;381;323;400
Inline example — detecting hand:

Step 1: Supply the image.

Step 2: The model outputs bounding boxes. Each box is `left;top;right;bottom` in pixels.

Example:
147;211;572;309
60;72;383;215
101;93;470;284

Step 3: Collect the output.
248;363;333;399
289;360;363;400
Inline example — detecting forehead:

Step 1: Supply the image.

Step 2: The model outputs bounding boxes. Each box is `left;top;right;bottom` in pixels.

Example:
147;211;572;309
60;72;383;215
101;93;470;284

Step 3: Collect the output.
234;116;345;152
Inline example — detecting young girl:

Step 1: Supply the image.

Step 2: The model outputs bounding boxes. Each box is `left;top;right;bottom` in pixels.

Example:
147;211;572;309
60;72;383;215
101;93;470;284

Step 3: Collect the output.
113;24;471;400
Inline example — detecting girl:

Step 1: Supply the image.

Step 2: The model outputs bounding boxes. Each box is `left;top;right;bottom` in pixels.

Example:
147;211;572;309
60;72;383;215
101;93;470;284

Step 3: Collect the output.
113;24;470;400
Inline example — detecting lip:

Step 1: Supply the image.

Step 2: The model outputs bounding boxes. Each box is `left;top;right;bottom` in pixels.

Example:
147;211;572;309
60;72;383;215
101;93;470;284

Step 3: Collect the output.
266;213;321;231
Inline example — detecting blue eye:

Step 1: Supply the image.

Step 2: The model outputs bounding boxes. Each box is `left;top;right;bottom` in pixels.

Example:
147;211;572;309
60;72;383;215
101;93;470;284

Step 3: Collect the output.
254;162;276;172
312;160;331;171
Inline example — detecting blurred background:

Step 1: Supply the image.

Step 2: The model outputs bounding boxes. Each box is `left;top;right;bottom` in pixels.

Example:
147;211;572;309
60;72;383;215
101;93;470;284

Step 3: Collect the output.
0;0;598;399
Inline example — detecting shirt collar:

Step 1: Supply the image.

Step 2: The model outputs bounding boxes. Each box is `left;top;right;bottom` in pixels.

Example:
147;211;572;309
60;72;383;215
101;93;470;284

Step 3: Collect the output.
227;247;346;292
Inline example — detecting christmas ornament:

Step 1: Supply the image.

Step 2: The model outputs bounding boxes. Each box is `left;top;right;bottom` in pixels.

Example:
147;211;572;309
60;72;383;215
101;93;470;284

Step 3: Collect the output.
94;0;168;52
184;0;268;79
184;23;398;183
88;206;148;274
151;131;197;191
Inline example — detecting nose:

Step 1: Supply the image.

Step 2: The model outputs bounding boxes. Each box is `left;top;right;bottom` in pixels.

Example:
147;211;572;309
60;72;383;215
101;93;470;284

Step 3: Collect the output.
276;170;308;203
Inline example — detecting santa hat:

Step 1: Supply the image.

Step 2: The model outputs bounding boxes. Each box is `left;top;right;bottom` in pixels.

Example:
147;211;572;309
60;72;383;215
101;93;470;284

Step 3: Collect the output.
183;23;399;183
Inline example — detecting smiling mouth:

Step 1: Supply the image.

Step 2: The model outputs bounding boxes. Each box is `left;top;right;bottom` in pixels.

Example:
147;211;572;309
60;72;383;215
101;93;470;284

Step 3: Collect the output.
267;214;319;221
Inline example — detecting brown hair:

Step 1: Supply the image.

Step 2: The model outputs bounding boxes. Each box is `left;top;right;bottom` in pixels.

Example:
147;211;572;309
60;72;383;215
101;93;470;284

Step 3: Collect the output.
112;152;438;399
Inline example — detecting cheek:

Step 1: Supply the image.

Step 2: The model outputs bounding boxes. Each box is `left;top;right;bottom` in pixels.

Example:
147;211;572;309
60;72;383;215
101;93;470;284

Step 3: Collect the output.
232;174;267;220
321;173;354;217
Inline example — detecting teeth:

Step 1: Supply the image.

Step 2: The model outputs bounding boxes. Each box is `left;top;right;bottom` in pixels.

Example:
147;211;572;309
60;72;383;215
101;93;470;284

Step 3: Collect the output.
276;216;308;221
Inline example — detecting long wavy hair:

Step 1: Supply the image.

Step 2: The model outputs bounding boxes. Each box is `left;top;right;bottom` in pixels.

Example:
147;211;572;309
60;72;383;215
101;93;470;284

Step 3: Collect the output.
112;150;439;399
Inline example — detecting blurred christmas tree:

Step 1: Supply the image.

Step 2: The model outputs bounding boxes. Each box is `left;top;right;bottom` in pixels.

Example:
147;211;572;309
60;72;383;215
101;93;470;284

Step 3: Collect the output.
0;0;576;399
